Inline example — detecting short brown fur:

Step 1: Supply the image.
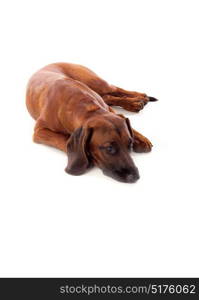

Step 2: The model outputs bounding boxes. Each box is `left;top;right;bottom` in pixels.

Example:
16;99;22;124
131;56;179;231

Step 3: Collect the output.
26;62;157;183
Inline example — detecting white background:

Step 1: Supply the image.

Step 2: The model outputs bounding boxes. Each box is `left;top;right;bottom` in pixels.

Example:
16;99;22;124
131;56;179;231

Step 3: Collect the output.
0;0;198;277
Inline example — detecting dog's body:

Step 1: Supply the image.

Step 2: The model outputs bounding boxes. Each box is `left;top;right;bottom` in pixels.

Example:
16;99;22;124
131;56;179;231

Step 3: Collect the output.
26;63;157;182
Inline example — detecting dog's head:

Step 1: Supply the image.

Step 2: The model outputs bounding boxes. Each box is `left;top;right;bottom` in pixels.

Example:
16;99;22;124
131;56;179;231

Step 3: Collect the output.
65;115;139;183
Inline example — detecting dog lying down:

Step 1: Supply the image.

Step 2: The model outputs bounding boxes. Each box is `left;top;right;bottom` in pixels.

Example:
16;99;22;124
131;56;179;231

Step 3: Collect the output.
26;62;157;183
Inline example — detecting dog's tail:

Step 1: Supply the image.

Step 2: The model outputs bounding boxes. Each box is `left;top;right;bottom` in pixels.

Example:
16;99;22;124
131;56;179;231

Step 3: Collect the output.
148;96;158;102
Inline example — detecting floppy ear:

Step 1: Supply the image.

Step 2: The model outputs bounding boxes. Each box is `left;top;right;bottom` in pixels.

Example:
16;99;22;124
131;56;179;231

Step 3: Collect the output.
65;127;93;175
125;118;133;138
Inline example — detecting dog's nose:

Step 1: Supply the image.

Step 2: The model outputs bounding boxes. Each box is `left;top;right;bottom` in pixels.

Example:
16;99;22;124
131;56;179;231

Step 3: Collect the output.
126;172;140;183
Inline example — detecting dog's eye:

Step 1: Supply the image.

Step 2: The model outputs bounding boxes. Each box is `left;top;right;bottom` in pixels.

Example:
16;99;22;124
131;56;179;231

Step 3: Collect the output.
99;142;118;155
106;145;117;155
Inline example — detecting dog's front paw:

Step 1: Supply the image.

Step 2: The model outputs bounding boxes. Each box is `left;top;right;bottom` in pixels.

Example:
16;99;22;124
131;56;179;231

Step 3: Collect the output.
133;136;153;153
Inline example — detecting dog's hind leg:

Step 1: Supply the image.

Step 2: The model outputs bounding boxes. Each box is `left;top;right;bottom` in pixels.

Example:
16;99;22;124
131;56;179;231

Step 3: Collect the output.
65;66;157;112
102;94;149;112
104;86;158;102
56;63;157;112
101;87;157;113
57;63;152;100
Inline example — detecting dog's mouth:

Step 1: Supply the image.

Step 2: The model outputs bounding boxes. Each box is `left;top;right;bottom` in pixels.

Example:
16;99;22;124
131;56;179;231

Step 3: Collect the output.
91;151;140;183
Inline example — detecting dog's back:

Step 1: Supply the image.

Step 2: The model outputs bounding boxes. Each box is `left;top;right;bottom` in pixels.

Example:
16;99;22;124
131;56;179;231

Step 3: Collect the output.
26;63;109;132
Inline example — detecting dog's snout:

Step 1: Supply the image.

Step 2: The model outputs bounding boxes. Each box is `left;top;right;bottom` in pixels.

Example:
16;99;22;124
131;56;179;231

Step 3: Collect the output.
126;171;140;183
124;167;140;183
106;166;140;183
126;174;135;183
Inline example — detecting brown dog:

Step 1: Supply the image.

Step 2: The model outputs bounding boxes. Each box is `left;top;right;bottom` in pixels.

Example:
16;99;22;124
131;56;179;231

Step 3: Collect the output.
26;63;157;183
